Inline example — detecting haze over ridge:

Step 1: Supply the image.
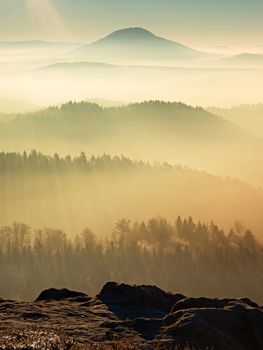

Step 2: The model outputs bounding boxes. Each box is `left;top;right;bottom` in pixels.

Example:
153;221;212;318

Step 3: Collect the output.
1;0;263;50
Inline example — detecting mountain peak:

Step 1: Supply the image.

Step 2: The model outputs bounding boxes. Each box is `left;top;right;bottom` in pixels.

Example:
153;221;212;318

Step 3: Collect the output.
71;27;207;61
95;27;159;44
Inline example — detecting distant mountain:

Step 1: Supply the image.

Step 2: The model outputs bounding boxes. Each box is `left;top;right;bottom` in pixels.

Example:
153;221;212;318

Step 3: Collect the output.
216;53;263;68
0;40;82;57
208;104;263;137
0;40;56;48
40;61;116;71
70;27;210;64
0;40;82;52
0;41;83;66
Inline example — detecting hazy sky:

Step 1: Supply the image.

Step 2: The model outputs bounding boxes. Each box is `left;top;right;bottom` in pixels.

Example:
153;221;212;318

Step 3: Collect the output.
0;0;262;47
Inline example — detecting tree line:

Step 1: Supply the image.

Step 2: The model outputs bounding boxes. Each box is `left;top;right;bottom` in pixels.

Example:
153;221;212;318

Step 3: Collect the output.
0;216;262;303
0;151;153;174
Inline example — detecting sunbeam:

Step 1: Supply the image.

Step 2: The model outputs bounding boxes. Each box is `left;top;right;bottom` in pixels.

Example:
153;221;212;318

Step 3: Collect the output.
24;0;69;39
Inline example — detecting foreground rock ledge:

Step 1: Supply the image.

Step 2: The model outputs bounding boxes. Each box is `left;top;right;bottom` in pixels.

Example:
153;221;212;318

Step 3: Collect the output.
0;282;262;350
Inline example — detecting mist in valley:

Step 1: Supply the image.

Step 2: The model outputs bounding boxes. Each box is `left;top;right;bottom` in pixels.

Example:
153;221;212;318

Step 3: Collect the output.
1;58;263;109
1;19;263;305
1;27;263;110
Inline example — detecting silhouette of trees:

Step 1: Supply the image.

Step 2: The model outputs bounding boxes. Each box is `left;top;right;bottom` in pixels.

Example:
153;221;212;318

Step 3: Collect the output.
0;151;144;174
0;217;262;303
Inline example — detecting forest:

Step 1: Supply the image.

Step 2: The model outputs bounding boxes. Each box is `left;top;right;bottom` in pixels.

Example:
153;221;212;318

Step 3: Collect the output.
1;101;262;188
2;150;262;303
0;216;262;303
1;150;263;237
1;153;262;302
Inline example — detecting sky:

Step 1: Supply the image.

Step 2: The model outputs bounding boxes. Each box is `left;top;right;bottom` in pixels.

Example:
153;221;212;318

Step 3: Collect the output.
0;0;262;48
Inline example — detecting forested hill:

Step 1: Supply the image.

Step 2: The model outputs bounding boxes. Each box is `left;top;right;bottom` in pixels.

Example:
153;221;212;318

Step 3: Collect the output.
1;100;262;186
1;150;263;239
0;101;242;141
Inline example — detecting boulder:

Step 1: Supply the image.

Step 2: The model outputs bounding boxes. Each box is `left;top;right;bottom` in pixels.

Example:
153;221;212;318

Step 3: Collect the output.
171;296;259;312
98;282;184;315
35;288;89;302
162;298;263;350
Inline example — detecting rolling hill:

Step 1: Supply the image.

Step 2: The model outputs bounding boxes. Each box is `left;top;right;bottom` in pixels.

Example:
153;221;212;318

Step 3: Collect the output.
215;53;263;68
0;101;262;186
208;104;263;137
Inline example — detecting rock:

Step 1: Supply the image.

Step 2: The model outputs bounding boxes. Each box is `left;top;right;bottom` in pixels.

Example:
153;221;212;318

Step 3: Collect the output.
162;298;263;350
35;288;89;302
1;282;263;349
98;282;183;312
171;296;258;312
239;297;259;308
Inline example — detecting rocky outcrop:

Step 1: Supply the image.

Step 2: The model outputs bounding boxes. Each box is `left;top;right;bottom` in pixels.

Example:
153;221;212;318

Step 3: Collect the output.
162;298;263;350
97;282;184;318
35;288;90;302
171;296;259;312
0;283;262;349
